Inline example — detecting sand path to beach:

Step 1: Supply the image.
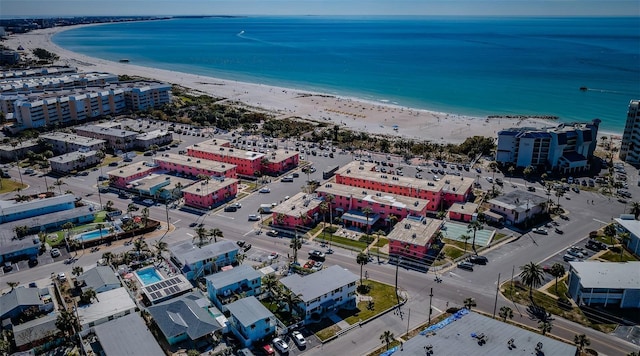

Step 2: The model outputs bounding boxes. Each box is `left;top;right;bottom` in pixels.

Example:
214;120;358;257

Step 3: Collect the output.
4;25;559;144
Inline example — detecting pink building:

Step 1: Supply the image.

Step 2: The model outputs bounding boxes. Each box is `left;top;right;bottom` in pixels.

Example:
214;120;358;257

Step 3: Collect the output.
387;218;441;267
334;161;473;211
186;139;299;176
107;161;158;188
270;193;323;228
315;182;429;232
154;153;237;178
182;178;238;210
447;202;478;222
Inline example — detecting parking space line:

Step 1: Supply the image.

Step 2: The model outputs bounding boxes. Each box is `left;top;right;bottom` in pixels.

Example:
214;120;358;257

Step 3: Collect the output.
243;230;255;236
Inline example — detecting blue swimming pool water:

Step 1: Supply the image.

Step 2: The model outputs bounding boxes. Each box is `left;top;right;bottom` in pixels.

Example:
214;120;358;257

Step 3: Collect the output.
136;267;162;286
74;228;110;242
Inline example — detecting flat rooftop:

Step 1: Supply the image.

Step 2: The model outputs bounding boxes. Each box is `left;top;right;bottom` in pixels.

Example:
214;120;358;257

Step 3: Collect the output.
280;265;358;303
487;190;548;213
170;240;238;266
448;202;479;215
263;148;299;163
76;287;136;326
271;192;323;216
395;310;576;355
569;261;640;290
188;138;265;161
336;161;474;195
130;173;194;191
316;182;429;212
181;178;238;196
136;129;172;141
41;132;106;146
387;217;442;246
155;153;236;173
49;150;97;164
0;139;39;151
76;124;138;138
108;161;158;178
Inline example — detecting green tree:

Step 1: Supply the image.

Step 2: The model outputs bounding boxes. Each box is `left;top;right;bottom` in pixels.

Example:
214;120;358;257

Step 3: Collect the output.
7;281;19;291
574;334;590;353
290;234;302;265
81;288;99;304
54;178;65;194
193;226;211;248
153;240;168;264
362;207;374;234
460;234;472;253
538;320;553;336
499;306;513;322
629;202;640;219
467;219;484;254
619;232;631;259
463;297;477;310
210;227;223;243
356;252;369;286
140;207;150;227
549;263;566;294
603;224;617;246
379;330;394;350
55;309;80;341
519;262;545;300
72;266;84;277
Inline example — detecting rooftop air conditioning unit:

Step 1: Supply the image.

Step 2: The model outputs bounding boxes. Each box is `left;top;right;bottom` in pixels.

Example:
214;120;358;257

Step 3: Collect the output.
362;191;367;194
414;201;419;206
196;188;200;192
347;169;351;173
291;205;296;210
197;160;201;163
187;158;191;161
412;233;417;238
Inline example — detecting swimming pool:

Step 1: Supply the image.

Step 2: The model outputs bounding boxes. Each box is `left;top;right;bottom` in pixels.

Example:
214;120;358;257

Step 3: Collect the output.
74;228;110;242
136;267;163;286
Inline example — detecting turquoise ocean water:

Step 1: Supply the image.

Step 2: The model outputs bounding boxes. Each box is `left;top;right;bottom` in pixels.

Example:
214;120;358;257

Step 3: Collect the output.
53;16;640;133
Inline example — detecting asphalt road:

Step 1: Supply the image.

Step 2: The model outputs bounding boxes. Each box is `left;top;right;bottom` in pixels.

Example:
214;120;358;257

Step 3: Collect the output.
2;122;638;355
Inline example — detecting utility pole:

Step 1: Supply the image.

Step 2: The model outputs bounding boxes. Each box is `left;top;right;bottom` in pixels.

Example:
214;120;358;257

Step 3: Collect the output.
406;308;411;336
428;288;433;325
511;266;515;300
493;273;501;318
395;256;402;304
96;178;103;209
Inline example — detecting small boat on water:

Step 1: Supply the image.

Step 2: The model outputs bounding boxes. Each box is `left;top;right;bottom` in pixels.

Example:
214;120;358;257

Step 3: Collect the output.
579;86;588;91
119;59;130;63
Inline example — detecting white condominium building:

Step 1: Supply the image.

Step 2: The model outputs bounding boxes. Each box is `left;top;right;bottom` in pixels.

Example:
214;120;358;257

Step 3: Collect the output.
619;100;640;165
495;119;600;174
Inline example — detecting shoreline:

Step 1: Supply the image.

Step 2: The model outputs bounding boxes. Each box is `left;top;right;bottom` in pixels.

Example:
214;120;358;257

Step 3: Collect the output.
3;24;621;143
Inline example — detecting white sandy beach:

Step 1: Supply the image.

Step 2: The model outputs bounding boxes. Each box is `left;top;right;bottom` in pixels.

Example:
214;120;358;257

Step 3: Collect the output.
4;25;565;144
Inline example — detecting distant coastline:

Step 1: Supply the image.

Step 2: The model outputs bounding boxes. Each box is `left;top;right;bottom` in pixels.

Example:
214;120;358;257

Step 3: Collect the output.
3;21;625;142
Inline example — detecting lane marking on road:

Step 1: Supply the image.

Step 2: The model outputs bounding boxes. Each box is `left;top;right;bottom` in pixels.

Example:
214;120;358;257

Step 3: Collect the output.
172;219;181;224
593;218;608;224
186;233;193;237
432;306;442;313
243;230;255;236
216;214;235;220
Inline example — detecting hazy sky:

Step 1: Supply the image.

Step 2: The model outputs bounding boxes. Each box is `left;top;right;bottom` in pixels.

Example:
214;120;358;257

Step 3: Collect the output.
2;0;638;17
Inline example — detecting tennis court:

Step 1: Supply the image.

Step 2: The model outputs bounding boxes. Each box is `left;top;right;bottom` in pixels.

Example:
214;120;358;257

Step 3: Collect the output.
440;221;495;247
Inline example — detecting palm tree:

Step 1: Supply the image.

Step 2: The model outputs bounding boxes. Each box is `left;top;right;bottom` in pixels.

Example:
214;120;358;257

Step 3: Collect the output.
101;251;113;266
96;223;105;241
630;202;640;219
507;166;515;182
7;281;19;291
153;240;168;264
127;203;137;214
379;330;394;350
603;224;617;246
104;200;114;212
387;214;398;234
356;252;368;286
460;234;471;253
619;232;631;259
538;320;553;336
325;194;335;228
362;207;374;234
210;227;223;243
290;234;302;264
523;165;534;184
549;263;566;294
81;288;99;304
319;202;329;234
499;306;513;321
72;266;84;277
56;309;80;341
193;226;211;248
463;297;476;310
574;334;590;353
54;178;65;195
278;288;303;315
133;237;148;260
61;222;75;250
467;219;484;254
262;274;279;298
236;253;246;265
519;261;545;300
275;213;286;226
140;207;150;227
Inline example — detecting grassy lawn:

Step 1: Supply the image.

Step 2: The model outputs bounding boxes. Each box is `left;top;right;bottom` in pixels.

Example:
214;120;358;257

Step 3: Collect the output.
243;182;257;191
375;237;389;248
100;155;120;167
599;248;639;262
315;234;368;251
592;235;614;246
309;320;341;342
442;245;466;260
501;281;616;333
46;232;65;247
93;211;107;223
0;179;27;194
337;280;399;325
493;232;509;243
308;223;324;236
545;277;568;298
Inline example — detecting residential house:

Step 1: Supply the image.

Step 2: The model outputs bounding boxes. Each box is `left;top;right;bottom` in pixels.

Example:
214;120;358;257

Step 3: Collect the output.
76;266;121;294
169;240;239;281
485;190;548;225
225;296;277;348
90;313;164;356
260;149;300;176
0;139;39;162
147;292;224;346
127;173;193;201
12;313;60;352
0;194;76;224
206;265;262;310
270;192;323;228
0;287;53;322
154;153;237;178
567;261;640;308
49;150;100;173
107;161;158;189
76;287;136;329
448;202;478;222
280;265;358;324
182;177;238;210
315;182;429;232
387;218;442;270
40;132;106;155
135;129;173;150
75;124;138;152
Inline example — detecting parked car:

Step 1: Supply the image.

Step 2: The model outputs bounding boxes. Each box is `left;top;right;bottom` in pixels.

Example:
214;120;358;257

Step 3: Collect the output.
262;344;275;355
142;199;155;205
469;255;488;265
527;186;536;192
457;261;474;271
532;228;548;235
223;205;238;212
50;248;61;258
236;240;246;247
266;230;279;237
292;331;306;347
248;214;260;221
259;187;271;193
563;254;577;262
57;273;67;282
309;250;326;260
272;338;289;353
268;252;279;260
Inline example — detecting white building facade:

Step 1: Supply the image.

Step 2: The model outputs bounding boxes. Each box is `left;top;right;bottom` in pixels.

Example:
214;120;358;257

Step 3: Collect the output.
620;100;640;165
